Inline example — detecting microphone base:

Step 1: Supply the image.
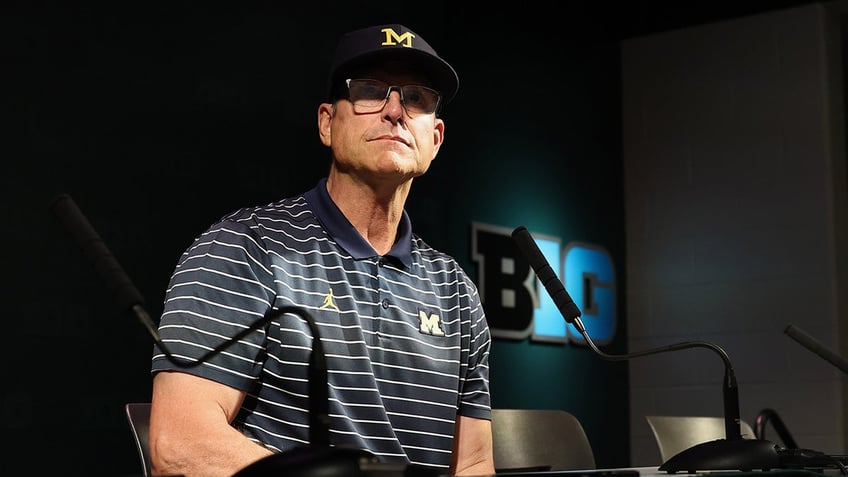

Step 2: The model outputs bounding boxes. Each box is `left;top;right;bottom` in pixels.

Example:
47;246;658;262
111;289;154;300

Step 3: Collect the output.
658;438;780;473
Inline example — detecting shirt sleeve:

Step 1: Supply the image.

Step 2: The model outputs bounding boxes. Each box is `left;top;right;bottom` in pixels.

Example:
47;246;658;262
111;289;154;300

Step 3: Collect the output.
150;217;277;391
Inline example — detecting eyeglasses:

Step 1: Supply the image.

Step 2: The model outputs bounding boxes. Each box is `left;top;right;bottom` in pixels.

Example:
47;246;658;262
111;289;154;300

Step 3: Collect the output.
344;78;441;115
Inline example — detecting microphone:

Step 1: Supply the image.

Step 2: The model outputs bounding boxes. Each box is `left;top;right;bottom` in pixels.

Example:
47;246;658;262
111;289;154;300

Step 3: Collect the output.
784;324;848;375
49;195;289;362
51;193;436;476
511;225;780;472
49;193;163;347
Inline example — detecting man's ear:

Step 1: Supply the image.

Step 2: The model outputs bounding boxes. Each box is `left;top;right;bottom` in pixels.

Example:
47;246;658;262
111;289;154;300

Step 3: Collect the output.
431;118;445;158
318;103;333;146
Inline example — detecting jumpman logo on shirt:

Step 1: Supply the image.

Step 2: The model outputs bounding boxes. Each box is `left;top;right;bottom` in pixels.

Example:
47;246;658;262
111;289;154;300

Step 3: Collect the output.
320;288;341;312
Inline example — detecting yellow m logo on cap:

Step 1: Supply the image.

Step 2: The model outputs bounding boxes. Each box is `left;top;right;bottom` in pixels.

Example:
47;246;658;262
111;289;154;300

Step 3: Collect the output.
418;310;445;336
381;28;415;48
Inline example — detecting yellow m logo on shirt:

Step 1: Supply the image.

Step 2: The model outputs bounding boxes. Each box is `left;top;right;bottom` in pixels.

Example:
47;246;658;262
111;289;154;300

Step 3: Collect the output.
418;310;445;336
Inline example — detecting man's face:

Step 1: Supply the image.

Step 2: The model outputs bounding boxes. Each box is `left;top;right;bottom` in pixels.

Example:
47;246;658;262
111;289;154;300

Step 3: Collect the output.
320;67;445;186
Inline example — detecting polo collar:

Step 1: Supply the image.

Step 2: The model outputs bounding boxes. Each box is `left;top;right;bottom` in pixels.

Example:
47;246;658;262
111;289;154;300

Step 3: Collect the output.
303;178;413;268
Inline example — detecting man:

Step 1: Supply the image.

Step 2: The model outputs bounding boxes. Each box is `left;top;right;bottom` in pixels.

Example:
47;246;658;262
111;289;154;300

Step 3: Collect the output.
148;24;494;477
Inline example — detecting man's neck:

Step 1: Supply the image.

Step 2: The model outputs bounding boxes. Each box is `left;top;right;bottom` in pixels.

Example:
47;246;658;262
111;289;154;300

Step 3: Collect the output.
324;173;411;255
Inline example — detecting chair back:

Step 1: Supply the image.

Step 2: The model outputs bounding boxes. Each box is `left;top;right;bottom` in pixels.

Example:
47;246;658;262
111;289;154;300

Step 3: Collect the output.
125;402;152;476
491;408;595;472
645;415;756;462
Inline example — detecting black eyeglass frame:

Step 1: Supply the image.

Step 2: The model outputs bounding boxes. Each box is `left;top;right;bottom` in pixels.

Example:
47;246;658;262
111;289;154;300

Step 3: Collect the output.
343;78;442;116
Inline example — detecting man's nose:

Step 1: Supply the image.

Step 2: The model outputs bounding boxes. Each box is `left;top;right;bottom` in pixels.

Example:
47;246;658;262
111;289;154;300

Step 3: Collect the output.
383;89;405;117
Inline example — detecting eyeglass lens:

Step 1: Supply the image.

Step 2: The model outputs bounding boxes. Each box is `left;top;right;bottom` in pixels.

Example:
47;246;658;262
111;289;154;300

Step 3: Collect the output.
346;79;440;114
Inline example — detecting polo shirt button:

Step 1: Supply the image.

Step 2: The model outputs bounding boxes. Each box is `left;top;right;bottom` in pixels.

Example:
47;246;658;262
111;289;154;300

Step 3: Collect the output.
381;298;390;309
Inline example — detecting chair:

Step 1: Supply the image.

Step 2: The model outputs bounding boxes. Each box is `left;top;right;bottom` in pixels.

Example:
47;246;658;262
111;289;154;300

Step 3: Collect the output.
491;408;596;472
645;415;756;462
125;402;152;476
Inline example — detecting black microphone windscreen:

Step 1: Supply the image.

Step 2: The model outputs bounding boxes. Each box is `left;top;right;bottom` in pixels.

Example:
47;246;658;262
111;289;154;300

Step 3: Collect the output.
784;324;848;375
511;226;582;323
50;193;145;311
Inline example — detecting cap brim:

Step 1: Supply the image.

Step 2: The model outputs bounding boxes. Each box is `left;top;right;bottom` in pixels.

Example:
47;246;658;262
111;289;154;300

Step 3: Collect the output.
329;48;459;105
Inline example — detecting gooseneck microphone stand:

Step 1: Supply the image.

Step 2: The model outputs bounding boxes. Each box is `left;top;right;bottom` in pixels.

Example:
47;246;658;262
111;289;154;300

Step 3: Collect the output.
511;226;780;473
576;321;778;472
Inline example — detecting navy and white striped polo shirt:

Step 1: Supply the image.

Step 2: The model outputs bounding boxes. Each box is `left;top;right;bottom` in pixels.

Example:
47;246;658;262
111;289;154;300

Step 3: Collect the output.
151;178;492;470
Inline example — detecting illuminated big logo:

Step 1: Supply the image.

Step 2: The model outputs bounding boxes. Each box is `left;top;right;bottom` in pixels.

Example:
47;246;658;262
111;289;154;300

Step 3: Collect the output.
471;222;616;345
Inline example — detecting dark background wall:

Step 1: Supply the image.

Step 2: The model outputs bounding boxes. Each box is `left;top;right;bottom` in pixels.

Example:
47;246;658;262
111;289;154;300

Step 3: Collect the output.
4;2;820;475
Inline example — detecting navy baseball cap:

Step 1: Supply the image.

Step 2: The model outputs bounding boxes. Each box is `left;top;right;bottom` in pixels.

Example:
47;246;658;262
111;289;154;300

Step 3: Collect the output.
327;24;459;105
